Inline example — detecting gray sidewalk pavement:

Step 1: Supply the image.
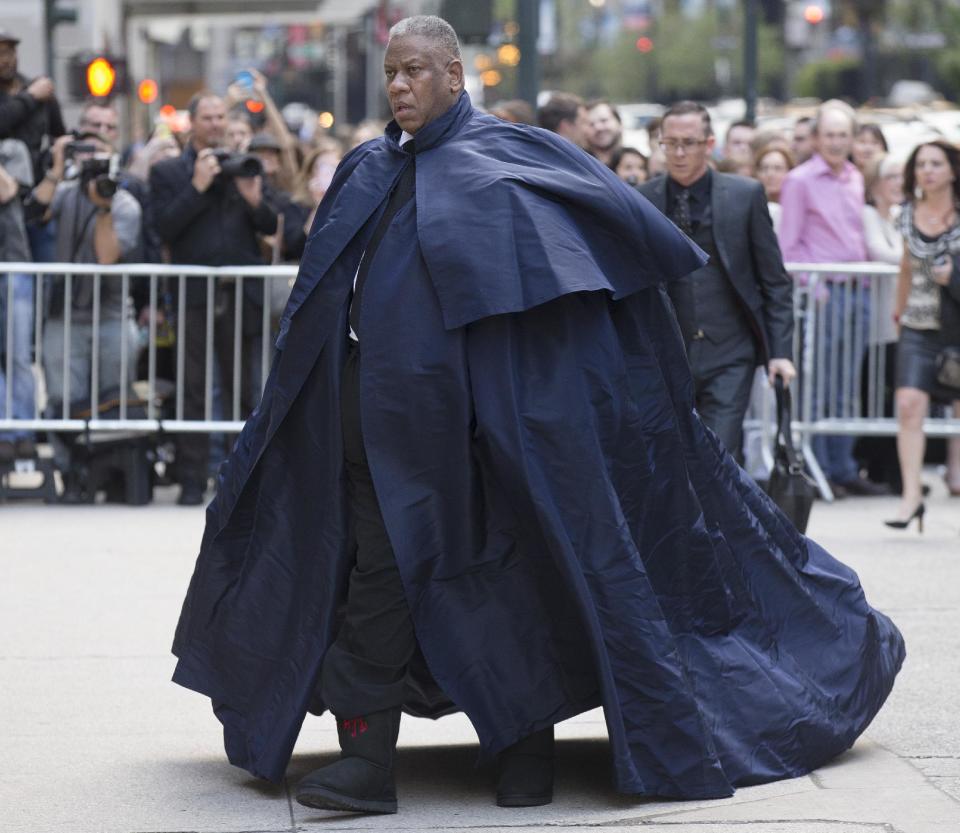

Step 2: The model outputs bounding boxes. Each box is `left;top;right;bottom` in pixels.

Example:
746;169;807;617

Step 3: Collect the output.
1;479;959;833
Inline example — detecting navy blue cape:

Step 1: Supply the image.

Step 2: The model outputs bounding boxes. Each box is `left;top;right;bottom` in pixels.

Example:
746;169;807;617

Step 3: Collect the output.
172;92;904;799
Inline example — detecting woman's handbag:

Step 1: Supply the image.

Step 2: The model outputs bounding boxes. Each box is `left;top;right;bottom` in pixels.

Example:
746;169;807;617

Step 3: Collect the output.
937;278;960;394
935;346;960;394
765;378;818;534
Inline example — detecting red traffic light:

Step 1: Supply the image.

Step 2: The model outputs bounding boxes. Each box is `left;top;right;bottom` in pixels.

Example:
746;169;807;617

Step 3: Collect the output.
137;78;158;104
636;36;654;53
86;56;116;97
804;5;825;24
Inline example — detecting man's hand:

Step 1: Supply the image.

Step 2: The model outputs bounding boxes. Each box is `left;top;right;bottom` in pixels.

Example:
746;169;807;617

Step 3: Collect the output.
235;173;262;208
191;148;221;193
225;82;247;107
49;134;72;179
768;358;797;387
250;68;268;98
86;179;114;211
26;77;55;101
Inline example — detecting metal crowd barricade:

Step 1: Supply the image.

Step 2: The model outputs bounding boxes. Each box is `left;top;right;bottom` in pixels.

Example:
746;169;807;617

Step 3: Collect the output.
2;261;959;503
0;263;297;436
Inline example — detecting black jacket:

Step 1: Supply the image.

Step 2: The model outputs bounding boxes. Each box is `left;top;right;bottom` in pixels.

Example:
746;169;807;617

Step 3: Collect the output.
638;172;794;363
150;144;278;307
0;74;66;184
262;182;309;262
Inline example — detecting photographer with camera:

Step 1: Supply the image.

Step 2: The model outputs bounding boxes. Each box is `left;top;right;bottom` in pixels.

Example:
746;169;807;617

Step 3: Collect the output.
0;28;67;264
149;91;278;506
31;130;142;497
0;137;37;463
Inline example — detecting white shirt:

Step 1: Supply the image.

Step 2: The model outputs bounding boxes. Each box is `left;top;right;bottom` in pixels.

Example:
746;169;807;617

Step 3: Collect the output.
863;203;903;344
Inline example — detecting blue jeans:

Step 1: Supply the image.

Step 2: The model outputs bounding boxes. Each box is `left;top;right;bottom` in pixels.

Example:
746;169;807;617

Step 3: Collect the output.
811;283;869;484
42;315;131;472
27;219;57;263
0;273;37;442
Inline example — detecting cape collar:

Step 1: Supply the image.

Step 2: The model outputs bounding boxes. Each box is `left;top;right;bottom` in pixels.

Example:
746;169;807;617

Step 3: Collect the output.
384;90;474;154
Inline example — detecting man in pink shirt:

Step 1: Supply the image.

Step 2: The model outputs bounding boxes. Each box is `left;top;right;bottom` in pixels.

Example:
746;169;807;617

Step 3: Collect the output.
778;103;885;497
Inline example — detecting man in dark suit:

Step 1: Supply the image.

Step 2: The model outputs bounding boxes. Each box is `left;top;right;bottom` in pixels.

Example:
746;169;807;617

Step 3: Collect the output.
150;92;277;505
638;100;795;463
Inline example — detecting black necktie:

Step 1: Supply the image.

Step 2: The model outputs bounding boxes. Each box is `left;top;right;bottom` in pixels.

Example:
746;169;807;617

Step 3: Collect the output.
674;188;693;236
349;140;416;340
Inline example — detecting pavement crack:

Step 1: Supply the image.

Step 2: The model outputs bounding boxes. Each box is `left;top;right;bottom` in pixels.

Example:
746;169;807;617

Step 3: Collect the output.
627;787;815;822
278;823;900;831
874;740;960;807
907;754;960;760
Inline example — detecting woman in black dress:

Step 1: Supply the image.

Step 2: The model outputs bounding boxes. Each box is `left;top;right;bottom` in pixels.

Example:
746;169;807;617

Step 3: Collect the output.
888;140;960;530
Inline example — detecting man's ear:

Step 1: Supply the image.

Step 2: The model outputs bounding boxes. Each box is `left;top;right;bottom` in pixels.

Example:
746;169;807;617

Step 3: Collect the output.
448;58;464;94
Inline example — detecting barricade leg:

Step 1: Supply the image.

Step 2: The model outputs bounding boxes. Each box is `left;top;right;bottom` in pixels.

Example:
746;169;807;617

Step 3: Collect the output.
175;304;212;491
810;285;869;486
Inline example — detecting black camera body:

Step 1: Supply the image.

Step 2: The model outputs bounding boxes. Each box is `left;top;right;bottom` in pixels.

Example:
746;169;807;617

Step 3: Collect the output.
211;149;263;178
65;141;121;200
80;155;121;199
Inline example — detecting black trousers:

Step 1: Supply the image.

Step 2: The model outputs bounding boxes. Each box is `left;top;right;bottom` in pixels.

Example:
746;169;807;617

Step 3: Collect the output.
319;339;417;717
176;287;262;486
689;334;757;465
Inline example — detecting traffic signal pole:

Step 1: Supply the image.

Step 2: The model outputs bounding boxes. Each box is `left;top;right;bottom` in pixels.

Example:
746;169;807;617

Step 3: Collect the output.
44;0;78;79
517;0;539;114
744;0;758;123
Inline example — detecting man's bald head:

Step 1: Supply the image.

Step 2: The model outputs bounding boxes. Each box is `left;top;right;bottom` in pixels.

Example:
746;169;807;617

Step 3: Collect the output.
384;16;464;135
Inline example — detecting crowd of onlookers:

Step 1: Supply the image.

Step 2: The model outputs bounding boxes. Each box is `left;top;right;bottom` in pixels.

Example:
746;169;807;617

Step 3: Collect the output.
1;20;958;512
505;92;960;521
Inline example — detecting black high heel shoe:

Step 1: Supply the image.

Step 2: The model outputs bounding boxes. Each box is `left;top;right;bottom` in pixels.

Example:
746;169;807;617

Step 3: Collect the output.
884;503;925;533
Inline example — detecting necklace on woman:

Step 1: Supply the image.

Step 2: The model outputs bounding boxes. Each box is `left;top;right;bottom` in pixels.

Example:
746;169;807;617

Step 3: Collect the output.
917;199;958;234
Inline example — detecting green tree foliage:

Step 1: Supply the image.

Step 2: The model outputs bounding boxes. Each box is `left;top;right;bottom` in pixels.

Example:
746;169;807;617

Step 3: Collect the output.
794;57;861;100
538;5;784;104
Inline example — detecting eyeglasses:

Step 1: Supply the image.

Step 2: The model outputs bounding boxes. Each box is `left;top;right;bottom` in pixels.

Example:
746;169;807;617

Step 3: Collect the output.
659;139;708;154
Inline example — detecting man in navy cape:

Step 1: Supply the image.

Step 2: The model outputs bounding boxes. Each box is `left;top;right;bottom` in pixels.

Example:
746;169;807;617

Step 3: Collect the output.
172;15;904;814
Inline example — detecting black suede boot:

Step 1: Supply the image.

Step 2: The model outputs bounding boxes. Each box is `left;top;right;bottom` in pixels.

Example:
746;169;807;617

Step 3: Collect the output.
496;725;555;807
295;708;401;814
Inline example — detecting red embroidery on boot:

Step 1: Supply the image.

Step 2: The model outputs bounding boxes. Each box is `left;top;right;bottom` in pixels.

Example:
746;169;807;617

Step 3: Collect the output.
341;717;369;737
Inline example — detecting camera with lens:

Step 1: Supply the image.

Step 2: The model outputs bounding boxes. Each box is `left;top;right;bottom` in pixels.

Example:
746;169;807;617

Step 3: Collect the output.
211;149;263;178
65;140;121;200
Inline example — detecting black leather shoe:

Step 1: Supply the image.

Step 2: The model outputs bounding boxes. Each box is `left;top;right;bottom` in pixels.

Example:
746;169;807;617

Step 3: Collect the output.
296;709;400;814
834;476;888;497
496;726;555;807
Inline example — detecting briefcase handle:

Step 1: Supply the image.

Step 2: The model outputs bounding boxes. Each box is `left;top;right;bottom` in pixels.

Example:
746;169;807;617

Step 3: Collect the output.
773;377;805;475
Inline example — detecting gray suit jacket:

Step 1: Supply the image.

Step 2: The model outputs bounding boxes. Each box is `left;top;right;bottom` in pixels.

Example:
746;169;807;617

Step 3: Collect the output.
638;172;794;363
